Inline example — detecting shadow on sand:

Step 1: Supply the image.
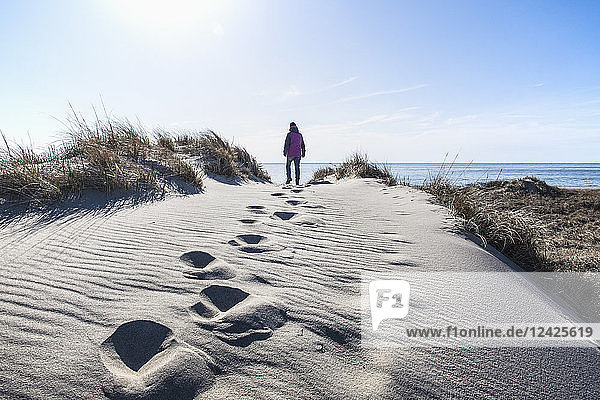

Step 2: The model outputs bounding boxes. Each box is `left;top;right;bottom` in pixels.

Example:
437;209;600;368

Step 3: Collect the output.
205;172;271;186
0;179;203;232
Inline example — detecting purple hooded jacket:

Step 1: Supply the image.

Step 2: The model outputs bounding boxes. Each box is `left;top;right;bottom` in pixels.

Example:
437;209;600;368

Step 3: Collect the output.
283;126;306;158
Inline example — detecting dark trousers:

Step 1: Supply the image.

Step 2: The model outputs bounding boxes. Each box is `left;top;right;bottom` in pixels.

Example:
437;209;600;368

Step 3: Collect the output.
286;156;301;184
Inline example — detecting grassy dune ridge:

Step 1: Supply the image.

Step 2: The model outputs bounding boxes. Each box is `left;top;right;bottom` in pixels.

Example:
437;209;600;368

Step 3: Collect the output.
422;170;600;272
0;109;270;206
311;154;599;272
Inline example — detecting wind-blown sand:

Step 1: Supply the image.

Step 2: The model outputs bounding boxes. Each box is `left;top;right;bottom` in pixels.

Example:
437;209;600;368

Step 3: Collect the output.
1;178;599;399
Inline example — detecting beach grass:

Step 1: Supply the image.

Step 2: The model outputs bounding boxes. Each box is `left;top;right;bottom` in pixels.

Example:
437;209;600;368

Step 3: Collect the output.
173;131;271;182
309;152;399;186
0;108;270;206
311;166;336;182
422;170;600;272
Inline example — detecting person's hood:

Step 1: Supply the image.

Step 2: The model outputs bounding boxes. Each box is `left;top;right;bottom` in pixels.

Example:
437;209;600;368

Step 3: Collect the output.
290;126;299;133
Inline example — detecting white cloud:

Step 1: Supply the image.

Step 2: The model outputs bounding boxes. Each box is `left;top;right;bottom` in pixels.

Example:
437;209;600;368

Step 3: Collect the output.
334;84;428;103
328;76;359;89
306;109;421;135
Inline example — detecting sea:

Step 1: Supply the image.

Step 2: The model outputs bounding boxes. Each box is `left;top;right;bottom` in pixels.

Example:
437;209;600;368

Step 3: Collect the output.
262;163;600;187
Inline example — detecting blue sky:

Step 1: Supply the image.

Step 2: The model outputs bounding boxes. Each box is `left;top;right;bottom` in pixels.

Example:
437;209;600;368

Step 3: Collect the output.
1;0;599;162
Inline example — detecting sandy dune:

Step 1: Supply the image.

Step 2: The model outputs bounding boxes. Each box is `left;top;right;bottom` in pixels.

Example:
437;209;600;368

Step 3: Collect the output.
1;178;599;399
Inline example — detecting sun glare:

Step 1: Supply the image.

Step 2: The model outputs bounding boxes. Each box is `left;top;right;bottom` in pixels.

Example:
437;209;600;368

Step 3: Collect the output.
115;0;223;31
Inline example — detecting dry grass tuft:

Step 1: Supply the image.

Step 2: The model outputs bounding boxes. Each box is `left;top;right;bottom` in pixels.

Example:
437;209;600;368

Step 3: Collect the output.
174;131;271;182
156;132;176;152
309;152;398;186
311;166;336;182
232;144;272;182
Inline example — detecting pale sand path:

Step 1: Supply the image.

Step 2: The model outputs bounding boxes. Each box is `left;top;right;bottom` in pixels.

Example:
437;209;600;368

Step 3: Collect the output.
0;178;599;399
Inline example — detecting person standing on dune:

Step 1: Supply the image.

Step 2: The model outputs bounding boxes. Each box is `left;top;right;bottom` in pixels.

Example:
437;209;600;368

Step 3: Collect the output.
283;122;306;185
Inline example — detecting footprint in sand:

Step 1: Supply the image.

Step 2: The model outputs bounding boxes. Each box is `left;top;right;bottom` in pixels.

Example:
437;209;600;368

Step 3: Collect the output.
180;251;235;280
190;284;287;347
235;234;264;245
228;234;284;253
270;192;286;197
272;211;297;221
291;189;303;193
239;218;258;224
285;199;306;206
247;273;271;285
101;320;216;400
247;205;268;215
272;211;324;227
293;216;324;227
